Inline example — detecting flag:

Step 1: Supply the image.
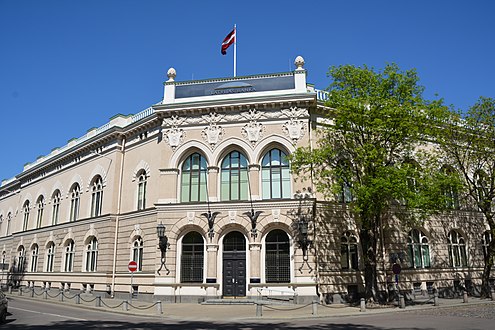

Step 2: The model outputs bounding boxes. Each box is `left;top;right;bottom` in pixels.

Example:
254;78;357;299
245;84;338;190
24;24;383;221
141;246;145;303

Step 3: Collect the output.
221;27;236;55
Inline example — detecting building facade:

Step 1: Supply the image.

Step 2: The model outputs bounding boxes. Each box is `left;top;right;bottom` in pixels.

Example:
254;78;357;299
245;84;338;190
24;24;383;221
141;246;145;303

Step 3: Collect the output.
0;57;491;303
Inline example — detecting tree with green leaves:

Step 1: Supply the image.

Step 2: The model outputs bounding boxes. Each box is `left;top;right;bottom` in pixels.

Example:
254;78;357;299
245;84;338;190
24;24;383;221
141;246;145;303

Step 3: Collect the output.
291;63;448;302
435;97;495;298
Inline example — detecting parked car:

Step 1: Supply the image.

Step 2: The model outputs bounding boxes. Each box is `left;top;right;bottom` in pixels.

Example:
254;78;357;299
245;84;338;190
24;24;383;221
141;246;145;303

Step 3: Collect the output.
0;290;7;323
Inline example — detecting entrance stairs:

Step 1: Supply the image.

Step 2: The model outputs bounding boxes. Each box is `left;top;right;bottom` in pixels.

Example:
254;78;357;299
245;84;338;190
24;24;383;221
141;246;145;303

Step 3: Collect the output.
202;297;294;305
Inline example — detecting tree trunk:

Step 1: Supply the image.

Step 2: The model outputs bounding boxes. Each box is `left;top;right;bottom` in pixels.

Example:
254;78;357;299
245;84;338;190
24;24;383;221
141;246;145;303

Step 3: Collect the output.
480;227;495;298
360;225;380;303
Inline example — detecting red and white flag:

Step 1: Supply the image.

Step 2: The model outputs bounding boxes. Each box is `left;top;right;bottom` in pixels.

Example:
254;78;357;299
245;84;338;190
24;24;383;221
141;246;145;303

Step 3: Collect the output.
221;27;236;55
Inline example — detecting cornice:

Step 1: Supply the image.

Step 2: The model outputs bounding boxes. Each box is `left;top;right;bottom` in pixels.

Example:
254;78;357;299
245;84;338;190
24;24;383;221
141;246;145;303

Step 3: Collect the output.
153;93;316;115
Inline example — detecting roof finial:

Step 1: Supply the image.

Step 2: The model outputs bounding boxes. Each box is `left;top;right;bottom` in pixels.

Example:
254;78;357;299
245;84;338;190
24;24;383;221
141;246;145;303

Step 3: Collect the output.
294;56;305;70
167;67;176;82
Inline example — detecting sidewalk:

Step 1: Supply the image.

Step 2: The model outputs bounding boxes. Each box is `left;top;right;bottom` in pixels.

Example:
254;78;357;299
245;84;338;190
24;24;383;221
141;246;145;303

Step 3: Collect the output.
6;289;495;322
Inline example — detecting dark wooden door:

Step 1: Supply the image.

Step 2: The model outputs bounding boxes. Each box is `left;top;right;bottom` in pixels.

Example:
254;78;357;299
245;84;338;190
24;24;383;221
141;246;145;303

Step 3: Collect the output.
223;231;246;297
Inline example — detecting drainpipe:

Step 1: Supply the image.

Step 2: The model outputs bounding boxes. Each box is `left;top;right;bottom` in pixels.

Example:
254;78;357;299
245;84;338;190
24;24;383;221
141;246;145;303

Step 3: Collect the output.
111;136;126;297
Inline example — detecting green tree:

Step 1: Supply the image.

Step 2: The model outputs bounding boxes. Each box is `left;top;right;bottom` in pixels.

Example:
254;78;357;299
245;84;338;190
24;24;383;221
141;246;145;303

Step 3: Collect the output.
291;64;447;302
435;97;495;298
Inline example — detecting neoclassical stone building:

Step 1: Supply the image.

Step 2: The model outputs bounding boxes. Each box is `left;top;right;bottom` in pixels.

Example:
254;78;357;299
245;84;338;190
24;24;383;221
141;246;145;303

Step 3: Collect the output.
0;57;491;303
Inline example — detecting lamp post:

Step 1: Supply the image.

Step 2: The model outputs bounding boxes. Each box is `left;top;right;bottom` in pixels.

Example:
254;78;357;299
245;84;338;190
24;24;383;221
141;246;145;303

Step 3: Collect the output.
156;223;170;275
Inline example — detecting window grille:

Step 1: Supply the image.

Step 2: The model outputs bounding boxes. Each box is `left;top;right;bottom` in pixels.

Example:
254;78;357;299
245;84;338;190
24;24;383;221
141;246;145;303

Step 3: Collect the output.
181;232;204;282
265;230;290;283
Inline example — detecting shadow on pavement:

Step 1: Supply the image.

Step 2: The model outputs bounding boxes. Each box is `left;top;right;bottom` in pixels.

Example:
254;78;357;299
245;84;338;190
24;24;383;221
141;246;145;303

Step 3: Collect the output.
1;319;433;330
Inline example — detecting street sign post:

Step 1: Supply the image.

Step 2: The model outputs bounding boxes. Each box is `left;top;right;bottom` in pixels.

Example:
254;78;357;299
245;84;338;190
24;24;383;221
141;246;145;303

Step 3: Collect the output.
128;261;138;302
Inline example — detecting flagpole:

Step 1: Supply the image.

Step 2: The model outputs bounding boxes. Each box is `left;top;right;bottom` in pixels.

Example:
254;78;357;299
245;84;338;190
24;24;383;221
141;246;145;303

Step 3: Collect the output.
233;24;237;77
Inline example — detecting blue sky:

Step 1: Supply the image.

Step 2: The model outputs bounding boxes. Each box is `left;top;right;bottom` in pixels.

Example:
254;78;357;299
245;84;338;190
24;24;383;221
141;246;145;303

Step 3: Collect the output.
1;0;494;181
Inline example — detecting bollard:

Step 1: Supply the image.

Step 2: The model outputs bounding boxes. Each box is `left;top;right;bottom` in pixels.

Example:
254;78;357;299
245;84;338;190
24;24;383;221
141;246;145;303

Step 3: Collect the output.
156;300;163;315
31;287;35;298
8;286;12;294
312;300;318;316
360;298;366;312
123;300;128;311
18;287;22;296
463;291;468;303
75;293;80;304
59;289;64;302
43;289;48;300
491;288;495;301
399;294;405;309
434;291;439;306
96;296;101;307
256;303;263;317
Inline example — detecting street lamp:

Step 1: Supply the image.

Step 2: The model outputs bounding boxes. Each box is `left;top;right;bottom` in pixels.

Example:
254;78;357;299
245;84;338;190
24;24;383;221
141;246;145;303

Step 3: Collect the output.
156;223;170;275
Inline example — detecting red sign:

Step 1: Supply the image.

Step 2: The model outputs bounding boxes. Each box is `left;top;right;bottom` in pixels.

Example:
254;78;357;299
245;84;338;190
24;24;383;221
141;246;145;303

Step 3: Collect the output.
128;261;138;272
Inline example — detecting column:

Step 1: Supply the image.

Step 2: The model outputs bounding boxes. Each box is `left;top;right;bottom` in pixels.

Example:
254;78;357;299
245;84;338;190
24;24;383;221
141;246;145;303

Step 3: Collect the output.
249;242;262;283
206;244;219;296
207;166;219;202
248;164;260;200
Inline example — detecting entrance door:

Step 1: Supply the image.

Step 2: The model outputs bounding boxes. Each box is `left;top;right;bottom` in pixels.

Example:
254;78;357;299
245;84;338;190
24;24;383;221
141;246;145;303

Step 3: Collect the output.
222;231;246;297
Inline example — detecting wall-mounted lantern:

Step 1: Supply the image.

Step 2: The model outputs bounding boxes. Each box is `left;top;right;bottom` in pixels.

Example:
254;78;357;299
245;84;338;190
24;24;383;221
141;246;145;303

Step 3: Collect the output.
156;222;170;275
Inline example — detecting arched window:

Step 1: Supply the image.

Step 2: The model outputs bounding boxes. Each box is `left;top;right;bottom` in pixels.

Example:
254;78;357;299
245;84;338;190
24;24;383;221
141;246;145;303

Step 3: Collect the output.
482;230;492;260
69;184;80;221
443;167;460;209
132;237;144;271
341;231;358;270
85;237;98;272
448;230;467;267
30;244;39;272
91;176;103;217
261;149;291;199
36;196;44;228
181;153;208;202
46;242;55;272
181;232;204;283
221;151;248;201
17;246;26;273
51;190;61;225
22;201;30;231
407;229;430;268
64;240;75;272
137;171;147;211
265;229;290;283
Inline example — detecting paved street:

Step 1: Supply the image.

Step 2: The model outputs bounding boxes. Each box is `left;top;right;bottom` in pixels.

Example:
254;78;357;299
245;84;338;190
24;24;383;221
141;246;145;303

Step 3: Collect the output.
3;294;495;330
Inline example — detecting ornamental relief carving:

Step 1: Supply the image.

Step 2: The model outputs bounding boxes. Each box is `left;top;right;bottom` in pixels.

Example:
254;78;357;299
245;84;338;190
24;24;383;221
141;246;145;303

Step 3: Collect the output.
242;122;265;146
201;112;225;149
164;127;185;151
163;115;186;151
283;119;306;143
202;124;224;149
241;108;265;146
281;107;308;144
